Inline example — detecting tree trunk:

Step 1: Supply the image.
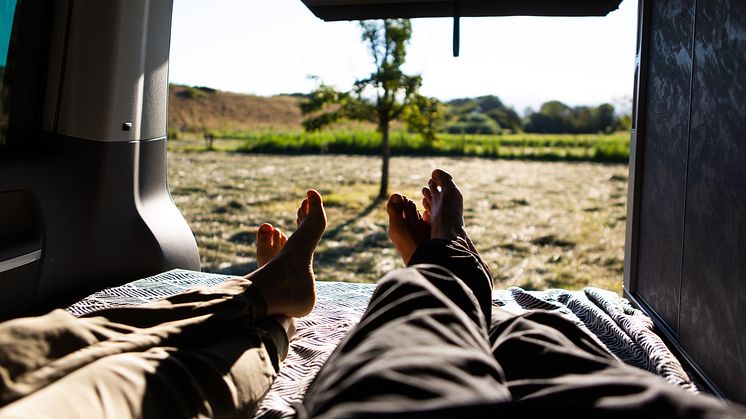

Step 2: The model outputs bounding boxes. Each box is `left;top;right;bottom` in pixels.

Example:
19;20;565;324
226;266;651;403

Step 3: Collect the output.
378;120;390;200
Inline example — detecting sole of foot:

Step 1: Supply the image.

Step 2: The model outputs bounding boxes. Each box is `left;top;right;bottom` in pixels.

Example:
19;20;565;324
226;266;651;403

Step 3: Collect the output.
387;193;430;265
246;190;327;318
256;223;287;268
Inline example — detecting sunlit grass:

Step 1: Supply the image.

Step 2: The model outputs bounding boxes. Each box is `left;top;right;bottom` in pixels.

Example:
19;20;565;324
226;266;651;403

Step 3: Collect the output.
169;130;630;163
168;153;628;293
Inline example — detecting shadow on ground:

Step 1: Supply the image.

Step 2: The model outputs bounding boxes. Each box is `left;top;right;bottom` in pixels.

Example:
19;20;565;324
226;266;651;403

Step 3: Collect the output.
217;197;388;277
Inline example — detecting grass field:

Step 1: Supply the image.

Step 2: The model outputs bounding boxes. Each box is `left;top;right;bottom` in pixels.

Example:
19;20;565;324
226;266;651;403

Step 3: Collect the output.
170;130;630;163
168;152;628;293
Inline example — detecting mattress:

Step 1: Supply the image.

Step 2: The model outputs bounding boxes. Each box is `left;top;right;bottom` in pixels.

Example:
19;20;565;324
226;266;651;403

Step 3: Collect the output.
66;269;697;418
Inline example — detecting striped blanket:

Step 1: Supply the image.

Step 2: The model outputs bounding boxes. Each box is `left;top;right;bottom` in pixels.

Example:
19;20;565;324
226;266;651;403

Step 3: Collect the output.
66;269;696;418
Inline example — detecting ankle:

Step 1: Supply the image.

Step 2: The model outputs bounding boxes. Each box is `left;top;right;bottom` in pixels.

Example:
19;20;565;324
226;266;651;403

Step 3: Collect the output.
431;225;461;241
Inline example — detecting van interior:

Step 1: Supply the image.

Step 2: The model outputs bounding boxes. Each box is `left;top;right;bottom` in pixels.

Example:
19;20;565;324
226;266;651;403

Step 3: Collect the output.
0;0;744;411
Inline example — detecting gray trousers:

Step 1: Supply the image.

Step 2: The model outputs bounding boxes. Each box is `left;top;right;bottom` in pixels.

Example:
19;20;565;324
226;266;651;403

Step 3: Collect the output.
0;240;741;418
300;239;741;419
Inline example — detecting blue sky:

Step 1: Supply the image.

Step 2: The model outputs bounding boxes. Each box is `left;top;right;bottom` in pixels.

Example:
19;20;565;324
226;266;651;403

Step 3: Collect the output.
169;0;637;112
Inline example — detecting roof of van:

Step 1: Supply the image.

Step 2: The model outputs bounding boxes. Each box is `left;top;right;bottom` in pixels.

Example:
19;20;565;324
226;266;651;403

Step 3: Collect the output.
300;0;623;21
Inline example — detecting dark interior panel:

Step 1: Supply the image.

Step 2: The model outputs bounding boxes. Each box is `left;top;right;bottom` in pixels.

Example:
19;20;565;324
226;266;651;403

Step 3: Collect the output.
0;190;43;315
301;0;623;21
0;190;42;260
635;1;694;332
679;1;746;403
0;262;42;316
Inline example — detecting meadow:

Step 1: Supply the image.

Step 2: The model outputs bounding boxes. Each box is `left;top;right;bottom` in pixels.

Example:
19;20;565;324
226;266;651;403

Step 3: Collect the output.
168;151;628;293
170;130;630;163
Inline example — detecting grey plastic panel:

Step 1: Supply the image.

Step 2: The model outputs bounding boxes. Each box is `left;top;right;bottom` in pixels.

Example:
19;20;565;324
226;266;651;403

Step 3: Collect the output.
679;0;746;404
56;0;173;142
140;0;173;141
0;137;200;320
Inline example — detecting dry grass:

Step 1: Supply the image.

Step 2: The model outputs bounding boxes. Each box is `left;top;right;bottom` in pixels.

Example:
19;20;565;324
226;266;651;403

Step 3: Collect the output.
168;152;628;293
168;85;380;134
168;86;303;132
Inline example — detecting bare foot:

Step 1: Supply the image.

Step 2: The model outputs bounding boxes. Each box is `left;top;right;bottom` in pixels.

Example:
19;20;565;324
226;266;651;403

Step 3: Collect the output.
421;169;482;254
270;315;297;341
424;169;465;240
387;193;430;265
257;226;296;339
256;223;287;267
244;190;327;317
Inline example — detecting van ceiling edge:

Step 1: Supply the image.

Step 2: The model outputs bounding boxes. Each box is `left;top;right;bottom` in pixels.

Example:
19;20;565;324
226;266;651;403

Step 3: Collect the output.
300;0;623;21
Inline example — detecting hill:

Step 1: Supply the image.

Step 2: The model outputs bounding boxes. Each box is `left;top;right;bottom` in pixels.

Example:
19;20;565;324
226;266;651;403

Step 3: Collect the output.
168;85;628;137
168;85;304;134
168;85;381;135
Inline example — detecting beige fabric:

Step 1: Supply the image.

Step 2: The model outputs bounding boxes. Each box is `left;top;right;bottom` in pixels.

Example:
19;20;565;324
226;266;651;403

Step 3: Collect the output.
0;278;288;419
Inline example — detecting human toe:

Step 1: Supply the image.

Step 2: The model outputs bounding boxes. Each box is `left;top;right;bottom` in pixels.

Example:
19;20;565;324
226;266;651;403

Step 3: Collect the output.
403;198;418;222
306;190;325;215
297;198;309;225
428;179;440;195
257;223;274;242
272;228;282;248
387;193;405;215
432;169;455;188
422;187;432;211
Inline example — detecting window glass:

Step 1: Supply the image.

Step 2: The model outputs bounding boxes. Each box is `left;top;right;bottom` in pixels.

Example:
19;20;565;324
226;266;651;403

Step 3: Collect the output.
0;0;17;144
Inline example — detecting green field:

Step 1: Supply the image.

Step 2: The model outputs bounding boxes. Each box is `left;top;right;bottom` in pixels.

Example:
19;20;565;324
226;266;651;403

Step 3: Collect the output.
170;130;630;163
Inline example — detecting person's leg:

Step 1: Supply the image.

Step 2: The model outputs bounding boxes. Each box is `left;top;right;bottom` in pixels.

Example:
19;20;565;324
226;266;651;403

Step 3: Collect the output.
302;168;742;418
0;190;326;418
388;169;493;320
300;264;509;418
301;170;508;418
0;307;289;418
486;309;743;418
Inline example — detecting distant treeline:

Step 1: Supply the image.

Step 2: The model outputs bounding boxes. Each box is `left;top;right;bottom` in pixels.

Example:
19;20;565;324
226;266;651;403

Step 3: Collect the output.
194;130;629;163
443;96;629;135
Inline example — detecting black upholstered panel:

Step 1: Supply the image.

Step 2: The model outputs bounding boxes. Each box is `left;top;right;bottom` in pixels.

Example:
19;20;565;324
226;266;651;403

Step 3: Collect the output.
635;1;694;332
301;0;623;21
679;1;746;404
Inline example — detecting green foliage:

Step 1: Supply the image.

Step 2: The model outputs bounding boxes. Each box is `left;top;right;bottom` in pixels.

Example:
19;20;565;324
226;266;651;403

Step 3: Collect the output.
167;127;180;140
402;95;445;141
193;86;216;94
592;138;630;162
301;85;373;131
486;107;522;132
300;19;443;198
177;86;209;100
301;19;439;140
524;101;624;134
446;113;501;135
214;130;629;163
446;95;522;133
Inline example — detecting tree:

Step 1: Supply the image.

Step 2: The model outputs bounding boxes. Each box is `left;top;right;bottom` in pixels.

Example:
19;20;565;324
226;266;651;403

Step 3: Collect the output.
301;19;442;200
445;95;522;133
524;101;622;134
593;103;616;133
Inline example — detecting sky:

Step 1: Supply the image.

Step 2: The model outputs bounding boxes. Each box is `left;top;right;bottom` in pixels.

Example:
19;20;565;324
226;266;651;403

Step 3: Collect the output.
169;0;638;113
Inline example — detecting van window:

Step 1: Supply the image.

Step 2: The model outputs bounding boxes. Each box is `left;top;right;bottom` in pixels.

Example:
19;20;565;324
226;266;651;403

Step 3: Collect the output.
0;0;18;145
